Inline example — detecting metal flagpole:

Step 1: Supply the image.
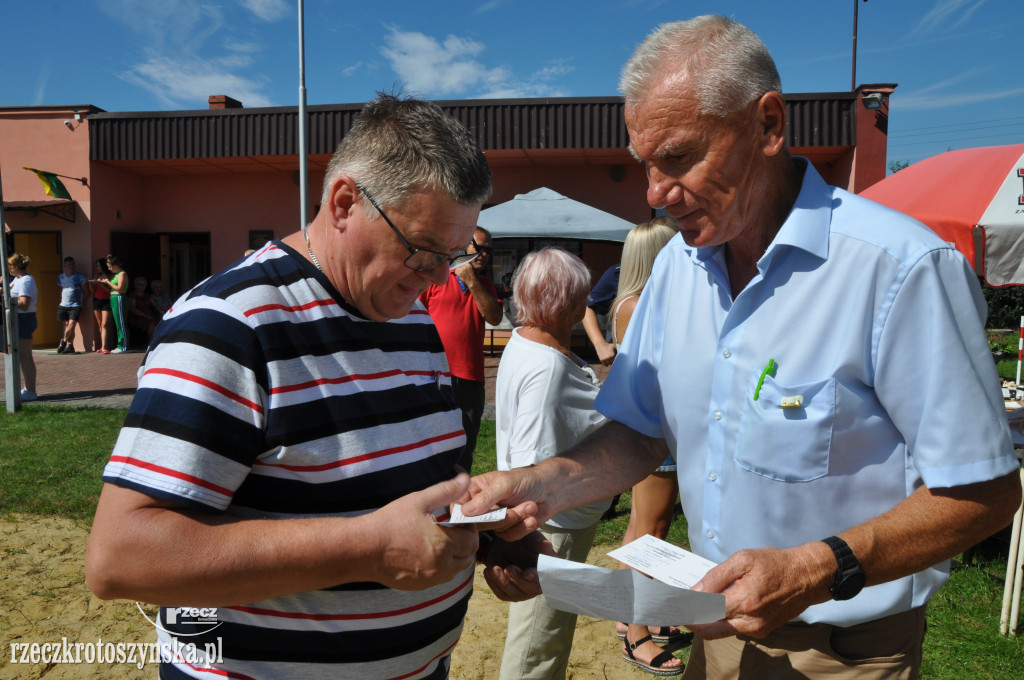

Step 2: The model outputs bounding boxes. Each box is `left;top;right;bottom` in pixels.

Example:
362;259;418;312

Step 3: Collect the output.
298;0;310;232
851;0;859;91
0;167;23;412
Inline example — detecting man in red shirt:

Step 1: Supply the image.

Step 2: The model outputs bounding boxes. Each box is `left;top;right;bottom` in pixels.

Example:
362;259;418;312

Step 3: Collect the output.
420;226;503;471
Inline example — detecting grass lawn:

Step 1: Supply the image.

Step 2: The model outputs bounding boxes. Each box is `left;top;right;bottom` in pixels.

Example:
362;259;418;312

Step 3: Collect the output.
2;407;1022;678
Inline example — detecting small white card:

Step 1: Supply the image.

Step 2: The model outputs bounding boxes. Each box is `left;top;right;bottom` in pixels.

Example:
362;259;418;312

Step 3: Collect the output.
606;534;718;589
440;503;507;526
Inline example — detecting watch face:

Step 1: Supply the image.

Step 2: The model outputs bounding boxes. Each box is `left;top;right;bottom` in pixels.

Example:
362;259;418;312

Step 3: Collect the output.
835;571;866;600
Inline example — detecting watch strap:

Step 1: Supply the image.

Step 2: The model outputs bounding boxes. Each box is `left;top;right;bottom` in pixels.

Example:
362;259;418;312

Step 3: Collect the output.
821;535;864;600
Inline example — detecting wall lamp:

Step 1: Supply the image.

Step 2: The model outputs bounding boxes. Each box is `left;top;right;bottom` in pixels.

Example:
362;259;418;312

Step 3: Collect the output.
862;92;885;110
64;110;84;130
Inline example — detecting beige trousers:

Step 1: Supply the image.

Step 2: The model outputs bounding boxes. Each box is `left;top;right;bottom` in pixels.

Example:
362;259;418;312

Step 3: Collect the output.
498;522;599;680
682;605;927;680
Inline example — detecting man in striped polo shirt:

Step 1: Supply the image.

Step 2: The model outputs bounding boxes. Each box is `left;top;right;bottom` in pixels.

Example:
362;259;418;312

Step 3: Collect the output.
86;93;539;680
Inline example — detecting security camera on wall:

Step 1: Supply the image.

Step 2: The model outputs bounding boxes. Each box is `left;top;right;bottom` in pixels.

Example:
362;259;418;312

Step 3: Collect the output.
64;120;74;130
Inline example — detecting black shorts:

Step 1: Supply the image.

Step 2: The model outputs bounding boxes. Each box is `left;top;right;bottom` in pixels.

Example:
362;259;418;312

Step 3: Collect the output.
93;297;111;312
17;312;38;339
58;306;82;322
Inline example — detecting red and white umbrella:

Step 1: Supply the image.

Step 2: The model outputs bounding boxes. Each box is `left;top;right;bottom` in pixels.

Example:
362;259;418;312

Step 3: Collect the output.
860;143;1024;286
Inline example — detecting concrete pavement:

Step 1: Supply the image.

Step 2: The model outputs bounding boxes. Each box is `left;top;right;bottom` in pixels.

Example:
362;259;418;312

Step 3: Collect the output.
1;347;609;411
0;348;145;409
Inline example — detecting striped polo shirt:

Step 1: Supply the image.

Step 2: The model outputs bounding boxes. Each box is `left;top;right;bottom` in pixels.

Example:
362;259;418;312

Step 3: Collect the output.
102;241;470;680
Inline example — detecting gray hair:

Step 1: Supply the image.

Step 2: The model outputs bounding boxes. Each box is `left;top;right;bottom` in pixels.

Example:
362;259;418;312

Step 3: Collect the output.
512;248;591;329
320;92;492;214
619;15;782;117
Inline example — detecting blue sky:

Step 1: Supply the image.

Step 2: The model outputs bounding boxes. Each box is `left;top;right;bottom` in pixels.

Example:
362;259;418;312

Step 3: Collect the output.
6;0;1022;167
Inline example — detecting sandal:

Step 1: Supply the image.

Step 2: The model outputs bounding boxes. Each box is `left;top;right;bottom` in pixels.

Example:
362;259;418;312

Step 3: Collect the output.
616;623;684;644
622;635;684;676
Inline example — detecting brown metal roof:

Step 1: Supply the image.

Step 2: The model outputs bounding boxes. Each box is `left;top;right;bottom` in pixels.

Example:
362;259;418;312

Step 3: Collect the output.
88;94;858;166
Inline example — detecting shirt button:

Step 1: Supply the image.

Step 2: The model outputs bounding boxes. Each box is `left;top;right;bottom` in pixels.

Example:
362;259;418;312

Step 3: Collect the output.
706;529;715;539
708;472;718;481
722;348;732;358
713;410;723;420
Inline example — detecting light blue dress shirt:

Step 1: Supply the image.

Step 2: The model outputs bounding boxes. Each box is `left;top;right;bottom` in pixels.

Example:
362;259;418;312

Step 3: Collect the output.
596;159;1019;626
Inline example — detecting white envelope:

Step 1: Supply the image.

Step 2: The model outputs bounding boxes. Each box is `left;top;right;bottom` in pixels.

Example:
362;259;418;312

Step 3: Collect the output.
537;536;725;626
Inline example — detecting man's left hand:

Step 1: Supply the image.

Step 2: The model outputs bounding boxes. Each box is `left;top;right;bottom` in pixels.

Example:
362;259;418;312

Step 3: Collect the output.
687;543;833;639
481;531;555;602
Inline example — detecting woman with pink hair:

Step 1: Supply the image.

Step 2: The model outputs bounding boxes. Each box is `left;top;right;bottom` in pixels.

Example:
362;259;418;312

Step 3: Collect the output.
495;247;612;680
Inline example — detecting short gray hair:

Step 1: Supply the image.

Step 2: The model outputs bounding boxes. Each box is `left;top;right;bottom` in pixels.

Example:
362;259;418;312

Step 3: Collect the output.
512;248;591;329
619;15;782;117
321;92;492;214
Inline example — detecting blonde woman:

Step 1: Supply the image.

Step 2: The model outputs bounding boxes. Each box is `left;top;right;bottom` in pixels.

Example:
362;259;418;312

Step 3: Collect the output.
611;218;685;675
7;253;39;401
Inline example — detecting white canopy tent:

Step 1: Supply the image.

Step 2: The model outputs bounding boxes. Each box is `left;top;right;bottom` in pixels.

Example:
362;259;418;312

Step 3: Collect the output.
477;188;636;347
477;187;635;242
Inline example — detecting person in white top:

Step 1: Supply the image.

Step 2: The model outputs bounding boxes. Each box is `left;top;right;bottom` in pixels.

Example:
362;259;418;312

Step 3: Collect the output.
496;247;611;680
7;252;39;401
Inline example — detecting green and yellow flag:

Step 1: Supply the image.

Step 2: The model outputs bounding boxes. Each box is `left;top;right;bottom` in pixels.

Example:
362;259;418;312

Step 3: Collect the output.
23;166;72;200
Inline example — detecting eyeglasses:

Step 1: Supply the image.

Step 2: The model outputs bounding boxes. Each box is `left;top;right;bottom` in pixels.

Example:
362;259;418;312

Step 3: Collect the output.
357;184;478;272
471;240;493;256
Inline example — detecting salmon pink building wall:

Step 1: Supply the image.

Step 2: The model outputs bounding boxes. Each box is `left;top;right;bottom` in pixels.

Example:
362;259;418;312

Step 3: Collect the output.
139;172;306;272
1;107;96;348
0;108;93;262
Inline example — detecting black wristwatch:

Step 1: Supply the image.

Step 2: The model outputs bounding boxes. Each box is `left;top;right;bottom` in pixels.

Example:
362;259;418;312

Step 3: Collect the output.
821;535;865;601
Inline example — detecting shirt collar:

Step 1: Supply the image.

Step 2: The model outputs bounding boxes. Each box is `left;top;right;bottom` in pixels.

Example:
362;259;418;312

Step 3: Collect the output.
765;157;832;263
689;157;833;271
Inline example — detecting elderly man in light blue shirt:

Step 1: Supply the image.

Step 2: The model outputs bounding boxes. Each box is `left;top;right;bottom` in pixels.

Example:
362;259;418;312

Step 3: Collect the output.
465;15;1022;680
596;154;1016;629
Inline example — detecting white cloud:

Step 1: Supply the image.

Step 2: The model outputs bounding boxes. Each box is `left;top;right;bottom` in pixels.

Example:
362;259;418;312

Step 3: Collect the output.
100;0;224;55
893;66;1024;111
910;0;988;37
33;59;50;106
100;0;278;108
380;29;501;95
237;0;289;22
342;62;365;77
473;0;514;14
897;86;1024;111
122;52;273;109
222;39;263;55
379;27;572;98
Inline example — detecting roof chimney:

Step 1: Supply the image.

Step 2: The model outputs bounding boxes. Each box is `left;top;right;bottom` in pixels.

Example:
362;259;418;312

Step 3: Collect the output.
208;95;243;110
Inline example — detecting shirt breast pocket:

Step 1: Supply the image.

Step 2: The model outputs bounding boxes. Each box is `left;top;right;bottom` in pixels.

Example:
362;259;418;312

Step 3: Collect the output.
735;374;835;482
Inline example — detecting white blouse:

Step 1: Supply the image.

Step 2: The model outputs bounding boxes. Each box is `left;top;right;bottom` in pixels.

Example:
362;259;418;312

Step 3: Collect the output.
495;328;611;529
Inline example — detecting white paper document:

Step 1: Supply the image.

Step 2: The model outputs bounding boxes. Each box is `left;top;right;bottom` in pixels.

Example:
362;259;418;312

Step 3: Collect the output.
537;536;725;626
440;503;507;526
607;534;718;588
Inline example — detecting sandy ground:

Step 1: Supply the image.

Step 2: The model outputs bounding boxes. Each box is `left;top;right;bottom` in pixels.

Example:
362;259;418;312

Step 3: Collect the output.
0;514;689;679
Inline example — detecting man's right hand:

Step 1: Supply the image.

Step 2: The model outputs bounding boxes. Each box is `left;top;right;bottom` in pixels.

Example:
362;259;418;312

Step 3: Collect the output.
461;469;550;542
372;473;480;591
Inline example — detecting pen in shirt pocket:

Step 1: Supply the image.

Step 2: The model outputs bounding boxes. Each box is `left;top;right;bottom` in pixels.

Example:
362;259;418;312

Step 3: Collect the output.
753;358;775;401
